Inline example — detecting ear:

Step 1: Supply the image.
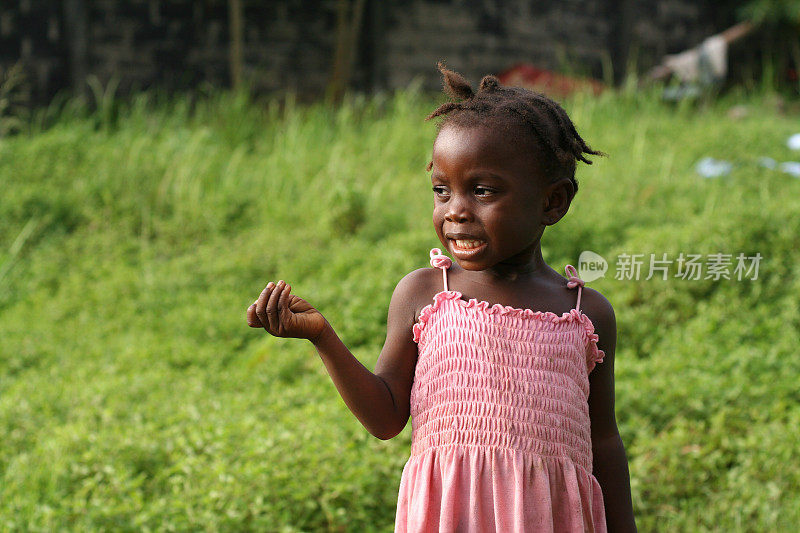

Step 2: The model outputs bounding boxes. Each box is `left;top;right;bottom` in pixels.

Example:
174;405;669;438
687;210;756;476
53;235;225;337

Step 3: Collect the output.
542;178;574;226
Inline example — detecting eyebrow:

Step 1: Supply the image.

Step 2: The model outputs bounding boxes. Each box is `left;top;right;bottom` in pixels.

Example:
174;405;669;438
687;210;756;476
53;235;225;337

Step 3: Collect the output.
467;170;505;180
431;171;507;182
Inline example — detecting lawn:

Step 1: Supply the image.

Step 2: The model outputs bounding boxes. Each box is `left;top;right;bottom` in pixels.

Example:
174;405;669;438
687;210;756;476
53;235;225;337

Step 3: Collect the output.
1;85;799;531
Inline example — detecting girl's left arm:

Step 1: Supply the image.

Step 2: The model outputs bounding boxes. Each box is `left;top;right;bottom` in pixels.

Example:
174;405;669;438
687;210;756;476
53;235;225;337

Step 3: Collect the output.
585;291;637;532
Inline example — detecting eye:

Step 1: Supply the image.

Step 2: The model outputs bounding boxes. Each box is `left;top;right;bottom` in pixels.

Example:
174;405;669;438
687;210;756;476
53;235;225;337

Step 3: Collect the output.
432;185;449;197
474;186;494;197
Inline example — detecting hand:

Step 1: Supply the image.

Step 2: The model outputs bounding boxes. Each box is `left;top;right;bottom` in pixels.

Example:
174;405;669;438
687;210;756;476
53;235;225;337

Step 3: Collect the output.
247;280;328;341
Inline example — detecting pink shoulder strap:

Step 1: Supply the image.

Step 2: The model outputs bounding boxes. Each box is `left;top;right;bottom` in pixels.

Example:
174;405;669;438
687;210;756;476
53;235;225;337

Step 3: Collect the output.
429;248;452;291
564;264;586;312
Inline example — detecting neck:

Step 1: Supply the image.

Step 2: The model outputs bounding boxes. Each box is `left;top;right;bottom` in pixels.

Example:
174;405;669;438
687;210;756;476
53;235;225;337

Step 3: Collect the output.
485;243;548;282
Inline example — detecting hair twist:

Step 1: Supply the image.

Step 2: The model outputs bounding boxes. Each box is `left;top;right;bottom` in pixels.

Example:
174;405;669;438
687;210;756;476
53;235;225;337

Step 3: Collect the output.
425;63;605;198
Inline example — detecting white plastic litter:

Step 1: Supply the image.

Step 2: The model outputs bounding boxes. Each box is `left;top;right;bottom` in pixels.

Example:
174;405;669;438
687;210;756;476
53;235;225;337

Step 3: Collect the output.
665;36;728;84
779;161;800;177
757;157;777;169
787;134;800;151
695;157;733;178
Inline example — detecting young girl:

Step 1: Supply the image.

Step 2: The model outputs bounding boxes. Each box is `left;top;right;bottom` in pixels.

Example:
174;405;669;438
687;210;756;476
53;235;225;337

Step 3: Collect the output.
247;64;637;532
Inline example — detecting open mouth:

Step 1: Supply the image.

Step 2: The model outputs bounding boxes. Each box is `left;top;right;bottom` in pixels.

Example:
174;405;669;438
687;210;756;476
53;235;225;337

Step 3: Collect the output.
451;238;484;250
449;237;488;257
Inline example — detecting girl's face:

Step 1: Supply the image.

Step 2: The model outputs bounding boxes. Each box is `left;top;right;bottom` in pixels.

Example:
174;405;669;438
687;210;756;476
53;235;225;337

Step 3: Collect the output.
430;124;570;272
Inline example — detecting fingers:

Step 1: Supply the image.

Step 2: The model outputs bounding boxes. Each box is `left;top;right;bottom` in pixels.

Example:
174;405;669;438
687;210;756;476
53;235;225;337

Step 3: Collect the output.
278;283;292;330
265;280;285;333
278;283;292;311
252;281;298;335
248;296;268;328
255;281;275;331
247;301;261;327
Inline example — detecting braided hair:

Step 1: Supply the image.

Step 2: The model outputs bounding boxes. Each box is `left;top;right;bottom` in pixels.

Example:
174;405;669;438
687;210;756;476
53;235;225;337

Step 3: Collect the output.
426;62;604;199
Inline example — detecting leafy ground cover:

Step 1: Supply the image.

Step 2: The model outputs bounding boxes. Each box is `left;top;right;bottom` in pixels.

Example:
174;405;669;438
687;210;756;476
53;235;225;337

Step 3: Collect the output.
1;86;799;531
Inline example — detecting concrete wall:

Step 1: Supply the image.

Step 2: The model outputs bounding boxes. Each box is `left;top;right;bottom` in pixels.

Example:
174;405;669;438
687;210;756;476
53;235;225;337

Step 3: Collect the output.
1;0;728;104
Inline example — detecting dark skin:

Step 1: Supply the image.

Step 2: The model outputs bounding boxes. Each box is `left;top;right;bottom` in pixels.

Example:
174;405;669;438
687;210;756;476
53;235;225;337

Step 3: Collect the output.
247;123;636;531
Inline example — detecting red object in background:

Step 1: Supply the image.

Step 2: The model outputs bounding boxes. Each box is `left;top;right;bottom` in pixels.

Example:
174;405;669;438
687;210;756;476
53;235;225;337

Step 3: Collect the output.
496;64;605;99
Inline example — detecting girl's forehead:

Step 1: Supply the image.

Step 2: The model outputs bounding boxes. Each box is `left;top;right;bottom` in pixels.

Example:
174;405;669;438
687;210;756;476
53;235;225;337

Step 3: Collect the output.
431;128;551;192
436;122;532;150
433;124;546;170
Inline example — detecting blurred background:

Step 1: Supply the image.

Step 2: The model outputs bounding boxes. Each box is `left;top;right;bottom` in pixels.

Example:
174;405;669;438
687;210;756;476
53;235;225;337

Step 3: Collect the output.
1;1;799;532
1;0;799;104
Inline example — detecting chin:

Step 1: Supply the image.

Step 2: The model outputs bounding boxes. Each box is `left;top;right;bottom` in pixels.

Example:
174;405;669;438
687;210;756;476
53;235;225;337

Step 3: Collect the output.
452;259;488;271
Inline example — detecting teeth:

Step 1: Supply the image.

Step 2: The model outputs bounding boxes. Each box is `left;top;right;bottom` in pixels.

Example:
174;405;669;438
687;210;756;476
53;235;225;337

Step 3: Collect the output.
454;239;483;250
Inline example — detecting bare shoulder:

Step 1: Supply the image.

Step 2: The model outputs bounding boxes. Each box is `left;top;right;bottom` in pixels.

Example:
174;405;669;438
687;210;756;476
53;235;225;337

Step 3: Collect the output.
392;266;446;322
576;286;617;353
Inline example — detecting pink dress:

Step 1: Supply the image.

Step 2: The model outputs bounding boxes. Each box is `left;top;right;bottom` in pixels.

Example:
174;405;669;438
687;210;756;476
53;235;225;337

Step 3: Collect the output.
394;249;607;532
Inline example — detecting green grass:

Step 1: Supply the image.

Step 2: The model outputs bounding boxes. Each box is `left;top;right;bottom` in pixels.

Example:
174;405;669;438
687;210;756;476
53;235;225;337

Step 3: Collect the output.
1;85;799;531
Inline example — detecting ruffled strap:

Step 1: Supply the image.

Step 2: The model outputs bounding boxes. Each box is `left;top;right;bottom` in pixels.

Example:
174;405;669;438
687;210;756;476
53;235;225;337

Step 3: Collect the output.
565;265;605;372
429;248;451;291
564;264;585;312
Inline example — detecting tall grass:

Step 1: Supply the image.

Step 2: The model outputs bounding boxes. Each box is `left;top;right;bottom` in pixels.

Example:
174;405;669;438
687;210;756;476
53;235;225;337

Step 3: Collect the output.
1;85;799;531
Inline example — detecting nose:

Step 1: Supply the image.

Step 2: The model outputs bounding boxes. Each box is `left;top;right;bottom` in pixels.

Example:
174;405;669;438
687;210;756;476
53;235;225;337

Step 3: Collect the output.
444;196;473;223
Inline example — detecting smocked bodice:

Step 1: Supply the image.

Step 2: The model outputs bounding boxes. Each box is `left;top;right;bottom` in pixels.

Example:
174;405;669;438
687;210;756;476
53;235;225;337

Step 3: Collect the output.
410;289;604;471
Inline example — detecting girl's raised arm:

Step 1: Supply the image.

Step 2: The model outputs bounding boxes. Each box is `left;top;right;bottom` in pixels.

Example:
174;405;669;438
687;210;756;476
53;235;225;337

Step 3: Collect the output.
247;270;428;440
